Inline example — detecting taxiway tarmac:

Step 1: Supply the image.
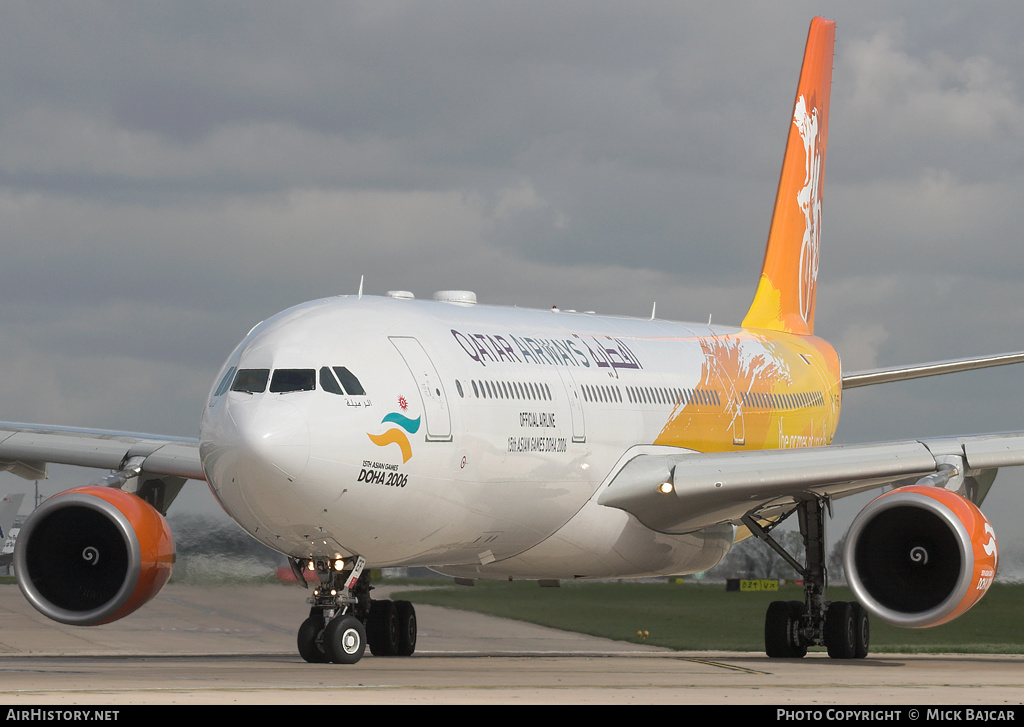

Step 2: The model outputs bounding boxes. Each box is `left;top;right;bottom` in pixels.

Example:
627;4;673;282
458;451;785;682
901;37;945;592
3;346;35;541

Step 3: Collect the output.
0;583;1021;704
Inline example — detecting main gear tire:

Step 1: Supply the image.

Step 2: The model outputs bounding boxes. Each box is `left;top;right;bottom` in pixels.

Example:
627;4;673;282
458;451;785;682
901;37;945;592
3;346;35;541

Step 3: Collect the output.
765;600;806;658
395;600;417;656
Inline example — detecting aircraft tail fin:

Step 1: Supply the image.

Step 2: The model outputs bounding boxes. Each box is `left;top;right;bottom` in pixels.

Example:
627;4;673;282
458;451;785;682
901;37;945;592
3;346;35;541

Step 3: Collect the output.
742;17;835;336
0;494;23;540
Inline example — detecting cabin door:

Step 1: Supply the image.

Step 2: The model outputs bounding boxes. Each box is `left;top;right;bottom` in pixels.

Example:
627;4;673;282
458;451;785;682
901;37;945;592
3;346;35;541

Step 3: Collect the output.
389;336;453;442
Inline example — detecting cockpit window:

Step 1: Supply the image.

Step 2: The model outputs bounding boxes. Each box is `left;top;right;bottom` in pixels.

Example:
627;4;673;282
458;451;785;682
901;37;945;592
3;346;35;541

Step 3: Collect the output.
333;367;366;395
319;366;344;395
270;369;316;393
214;366;237;397
319;366;366;396
231;369;270;394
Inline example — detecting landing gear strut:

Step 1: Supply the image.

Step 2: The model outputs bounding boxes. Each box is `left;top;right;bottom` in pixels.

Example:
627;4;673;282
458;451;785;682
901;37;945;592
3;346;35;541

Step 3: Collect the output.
743;498;869;659
293;555;418;664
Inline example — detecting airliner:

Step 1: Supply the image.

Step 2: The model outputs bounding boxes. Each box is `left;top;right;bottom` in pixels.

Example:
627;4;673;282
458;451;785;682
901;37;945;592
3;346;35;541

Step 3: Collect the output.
2;17;1022;664
0;494;23;567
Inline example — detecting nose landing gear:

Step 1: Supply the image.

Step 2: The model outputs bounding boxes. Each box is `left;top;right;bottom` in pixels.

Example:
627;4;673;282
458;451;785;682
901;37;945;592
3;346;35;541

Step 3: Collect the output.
293;555;418;664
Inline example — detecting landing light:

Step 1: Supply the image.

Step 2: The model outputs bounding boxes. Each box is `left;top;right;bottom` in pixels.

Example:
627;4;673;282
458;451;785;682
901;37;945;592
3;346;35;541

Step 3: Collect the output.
657;482;674;495
333;559;344;572
307;560;315;571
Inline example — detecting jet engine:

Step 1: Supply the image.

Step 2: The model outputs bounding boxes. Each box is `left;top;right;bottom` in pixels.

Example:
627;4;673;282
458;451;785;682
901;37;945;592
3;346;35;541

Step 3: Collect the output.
844;485;997;628
14;486;174;626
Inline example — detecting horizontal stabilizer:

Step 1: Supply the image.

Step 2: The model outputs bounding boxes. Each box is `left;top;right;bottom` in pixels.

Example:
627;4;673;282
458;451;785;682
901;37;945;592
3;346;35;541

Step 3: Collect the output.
842;351;1024;389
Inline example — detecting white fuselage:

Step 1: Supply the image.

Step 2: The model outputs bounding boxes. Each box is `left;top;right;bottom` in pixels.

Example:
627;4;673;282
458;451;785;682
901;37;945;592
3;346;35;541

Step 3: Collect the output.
199;294;841;580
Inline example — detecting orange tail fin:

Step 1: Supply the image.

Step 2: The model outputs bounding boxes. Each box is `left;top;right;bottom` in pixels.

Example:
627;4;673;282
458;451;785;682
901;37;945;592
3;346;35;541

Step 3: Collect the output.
742;17;835;336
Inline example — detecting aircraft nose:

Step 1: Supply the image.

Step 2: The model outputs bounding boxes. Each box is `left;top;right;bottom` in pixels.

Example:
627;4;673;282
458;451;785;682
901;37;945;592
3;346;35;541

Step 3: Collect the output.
199;394;314;547
224;396;311;482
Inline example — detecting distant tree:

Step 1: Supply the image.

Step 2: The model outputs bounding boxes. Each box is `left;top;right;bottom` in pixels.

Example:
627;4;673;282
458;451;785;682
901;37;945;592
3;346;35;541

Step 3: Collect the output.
827;532;848;585
707;529;804;581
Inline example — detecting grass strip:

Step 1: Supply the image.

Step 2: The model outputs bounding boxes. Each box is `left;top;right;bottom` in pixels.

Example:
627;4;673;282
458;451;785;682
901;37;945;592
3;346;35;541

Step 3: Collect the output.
393;580;1024;653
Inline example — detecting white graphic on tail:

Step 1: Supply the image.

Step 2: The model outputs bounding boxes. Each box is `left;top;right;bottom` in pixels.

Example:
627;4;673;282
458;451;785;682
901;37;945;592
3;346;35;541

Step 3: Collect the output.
793;95;822;325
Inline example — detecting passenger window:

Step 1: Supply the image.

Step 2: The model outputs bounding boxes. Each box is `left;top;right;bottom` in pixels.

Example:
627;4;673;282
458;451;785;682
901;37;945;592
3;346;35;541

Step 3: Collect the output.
334;367;366;396
320;367;344;395
270;369;316;393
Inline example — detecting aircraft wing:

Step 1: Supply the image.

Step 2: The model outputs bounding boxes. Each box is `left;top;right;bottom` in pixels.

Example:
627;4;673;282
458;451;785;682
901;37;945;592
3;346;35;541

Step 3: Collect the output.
597;432;1024;534
0;422;204;483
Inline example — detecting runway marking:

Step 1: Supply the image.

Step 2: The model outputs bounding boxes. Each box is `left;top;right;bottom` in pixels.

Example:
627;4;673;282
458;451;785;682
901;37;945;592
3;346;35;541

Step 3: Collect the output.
3;682;1024;699
675;657;771;674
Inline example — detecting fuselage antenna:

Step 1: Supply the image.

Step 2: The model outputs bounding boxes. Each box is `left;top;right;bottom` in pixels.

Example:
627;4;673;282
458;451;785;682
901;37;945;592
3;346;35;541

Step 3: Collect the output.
651;302;656;320
358;275;364;300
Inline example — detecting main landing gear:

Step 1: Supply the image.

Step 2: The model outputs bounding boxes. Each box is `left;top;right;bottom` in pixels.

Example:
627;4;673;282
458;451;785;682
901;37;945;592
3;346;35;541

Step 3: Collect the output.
293;555;417;664
743;498;869;660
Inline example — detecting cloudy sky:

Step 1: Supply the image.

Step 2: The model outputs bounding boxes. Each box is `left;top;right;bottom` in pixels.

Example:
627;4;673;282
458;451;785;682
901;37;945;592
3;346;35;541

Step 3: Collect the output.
2;1;1024;563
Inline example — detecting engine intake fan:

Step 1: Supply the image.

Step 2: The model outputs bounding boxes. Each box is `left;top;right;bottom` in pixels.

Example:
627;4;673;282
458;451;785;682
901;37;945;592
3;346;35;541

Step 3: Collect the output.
14;486;174;626
844;485;997;628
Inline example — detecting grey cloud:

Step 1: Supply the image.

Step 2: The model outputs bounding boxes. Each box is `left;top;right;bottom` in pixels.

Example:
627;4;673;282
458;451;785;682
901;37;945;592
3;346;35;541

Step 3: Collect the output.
1;1;1024;543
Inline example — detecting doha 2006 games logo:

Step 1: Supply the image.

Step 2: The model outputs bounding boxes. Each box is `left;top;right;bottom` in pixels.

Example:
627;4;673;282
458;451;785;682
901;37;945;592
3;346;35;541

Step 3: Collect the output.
367;396;420;463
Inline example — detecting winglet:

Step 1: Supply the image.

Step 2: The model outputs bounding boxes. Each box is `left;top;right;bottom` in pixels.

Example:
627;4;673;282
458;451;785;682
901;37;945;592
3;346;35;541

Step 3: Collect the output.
742;17;835;336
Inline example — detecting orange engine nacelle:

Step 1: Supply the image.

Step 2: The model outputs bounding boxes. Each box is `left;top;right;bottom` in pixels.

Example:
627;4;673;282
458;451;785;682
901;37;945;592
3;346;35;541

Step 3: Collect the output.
14;486;174;626
844;485;997;628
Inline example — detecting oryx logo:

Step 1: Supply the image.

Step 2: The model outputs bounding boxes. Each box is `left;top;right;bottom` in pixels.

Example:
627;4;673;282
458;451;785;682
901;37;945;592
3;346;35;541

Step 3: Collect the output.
367;410;421;463
793;94;822;326
983;523;998;562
